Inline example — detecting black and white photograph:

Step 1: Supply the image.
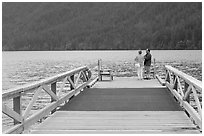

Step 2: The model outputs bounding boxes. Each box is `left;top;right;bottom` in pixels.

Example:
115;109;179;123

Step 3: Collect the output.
2;1;202;134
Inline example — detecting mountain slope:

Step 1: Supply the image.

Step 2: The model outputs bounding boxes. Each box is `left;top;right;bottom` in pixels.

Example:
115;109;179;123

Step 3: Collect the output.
2;2;202;50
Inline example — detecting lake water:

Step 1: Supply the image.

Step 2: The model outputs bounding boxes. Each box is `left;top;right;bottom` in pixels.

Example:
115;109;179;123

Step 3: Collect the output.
2;50;202;91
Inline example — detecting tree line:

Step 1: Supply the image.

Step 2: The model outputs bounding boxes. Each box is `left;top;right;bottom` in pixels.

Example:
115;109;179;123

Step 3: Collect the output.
2;2;202;51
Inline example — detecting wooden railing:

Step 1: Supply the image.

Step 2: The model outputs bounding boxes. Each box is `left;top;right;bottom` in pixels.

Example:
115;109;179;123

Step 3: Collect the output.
165;65;202;129
2;66;97;134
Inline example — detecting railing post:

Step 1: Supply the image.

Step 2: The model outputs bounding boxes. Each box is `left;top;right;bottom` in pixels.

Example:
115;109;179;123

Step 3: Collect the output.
82;70;88;81
13;94;21;125
70;75;75;90
165;70;170;83
153;58;156;78
173;75;178;91
98;59;102;81
51;82;57;114
184;82;190;103
87;70;92;80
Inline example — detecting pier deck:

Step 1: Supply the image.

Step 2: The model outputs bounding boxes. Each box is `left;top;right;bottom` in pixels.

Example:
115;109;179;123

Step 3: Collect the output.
30;77;200;134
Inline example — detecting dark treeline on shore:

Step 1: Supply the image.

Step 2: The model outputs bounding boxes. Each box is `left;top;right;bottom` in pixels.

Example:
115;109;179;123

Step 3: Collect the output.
2;2;202;51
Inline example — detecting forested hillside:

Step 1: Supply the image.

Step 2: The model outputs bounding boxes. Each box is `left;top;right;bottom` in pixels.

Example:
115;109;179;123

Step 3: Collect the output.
2;2;202;50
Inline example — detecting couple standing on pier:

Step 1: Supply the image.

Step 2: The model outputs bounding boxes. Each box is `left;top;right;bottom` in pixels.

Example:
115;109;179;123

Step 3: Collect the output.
134;49;152;80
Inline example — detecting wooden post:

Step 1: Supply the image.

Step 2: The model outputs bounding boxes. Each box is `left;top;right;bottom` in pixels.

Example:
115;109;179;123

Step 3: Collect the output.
184;82;190;103
110;70;113;80
13;94;21;125
173;76;178;91
98;59;102;81
70;75;75;90
51;82;57;114
87;70;92;80
165;70;170;83
173;74;176;81
82;71;88;81
153;58;156;78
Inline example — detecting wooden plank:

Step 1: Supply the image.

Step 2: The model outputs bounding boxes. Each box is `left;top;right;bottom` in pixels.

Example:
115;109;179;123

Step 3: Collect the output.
32;111;199;134
50;111;191;119
42;111;193;118
93;78;165;88
37;112;192;125
31;111;199;134
35;125;197;130
34;126;197;130
45;115;192;120
51;116;190;120
31;129;200;134
38;119;194;125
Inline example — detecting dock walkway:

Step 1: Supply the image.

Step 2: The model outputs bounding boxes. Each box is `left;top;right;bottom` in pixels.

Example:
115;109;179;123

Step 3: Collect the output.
30;77;200;134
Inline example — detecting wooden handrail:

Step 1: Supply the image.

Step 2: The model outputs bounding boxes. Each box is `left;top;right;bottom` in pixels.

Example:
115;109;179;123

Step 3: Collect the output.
165;65;202;129
2;66;96;134
165;65;202;91
3;66;88;100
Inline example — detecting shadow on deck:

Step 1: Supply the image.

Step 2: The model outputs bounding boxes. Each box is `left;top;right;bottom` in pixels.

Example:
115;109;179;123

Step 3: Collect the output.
59;88;182;111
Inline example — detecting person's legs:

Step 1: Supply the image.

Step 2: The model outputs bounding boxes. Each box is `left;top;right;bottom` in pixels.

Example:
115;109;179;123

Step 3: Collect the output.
138;66;143;79
140;66;143;79
137;67;140;79
138;67;141;79
144;66;147;79
146;66;150;79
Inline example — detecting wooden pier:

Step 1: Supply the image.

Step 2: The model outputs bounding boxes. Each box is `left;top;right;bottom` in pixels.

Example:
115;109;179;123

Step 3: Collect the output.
2;65;202;134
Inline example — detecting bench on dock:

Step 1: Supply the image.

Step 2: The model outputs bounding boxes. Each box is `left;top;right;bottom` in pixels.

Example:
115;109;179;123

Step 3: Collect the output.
2;64;202;134
98;59;113;81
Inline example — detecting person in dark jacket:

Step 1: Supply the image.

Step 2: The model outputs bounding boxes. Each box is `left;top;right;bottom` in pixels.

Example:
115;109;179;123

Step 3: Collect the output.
144;49;152;79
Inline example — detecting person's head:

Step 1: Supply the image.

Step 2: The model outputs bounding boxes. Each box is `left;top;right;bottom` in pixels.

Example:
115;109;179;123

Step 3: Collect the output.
146;49;150;54
138;50;142;55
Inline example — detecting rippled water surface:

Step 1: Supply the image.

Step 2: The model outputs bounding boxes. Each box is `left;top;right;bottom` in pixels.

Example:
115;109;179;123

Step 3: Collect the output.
2;50;202;91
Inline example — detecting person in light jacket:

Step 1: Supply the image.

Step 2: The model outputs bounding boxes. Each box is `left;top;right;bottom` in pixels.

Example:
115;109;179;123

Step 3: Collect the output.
134;50;144;80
